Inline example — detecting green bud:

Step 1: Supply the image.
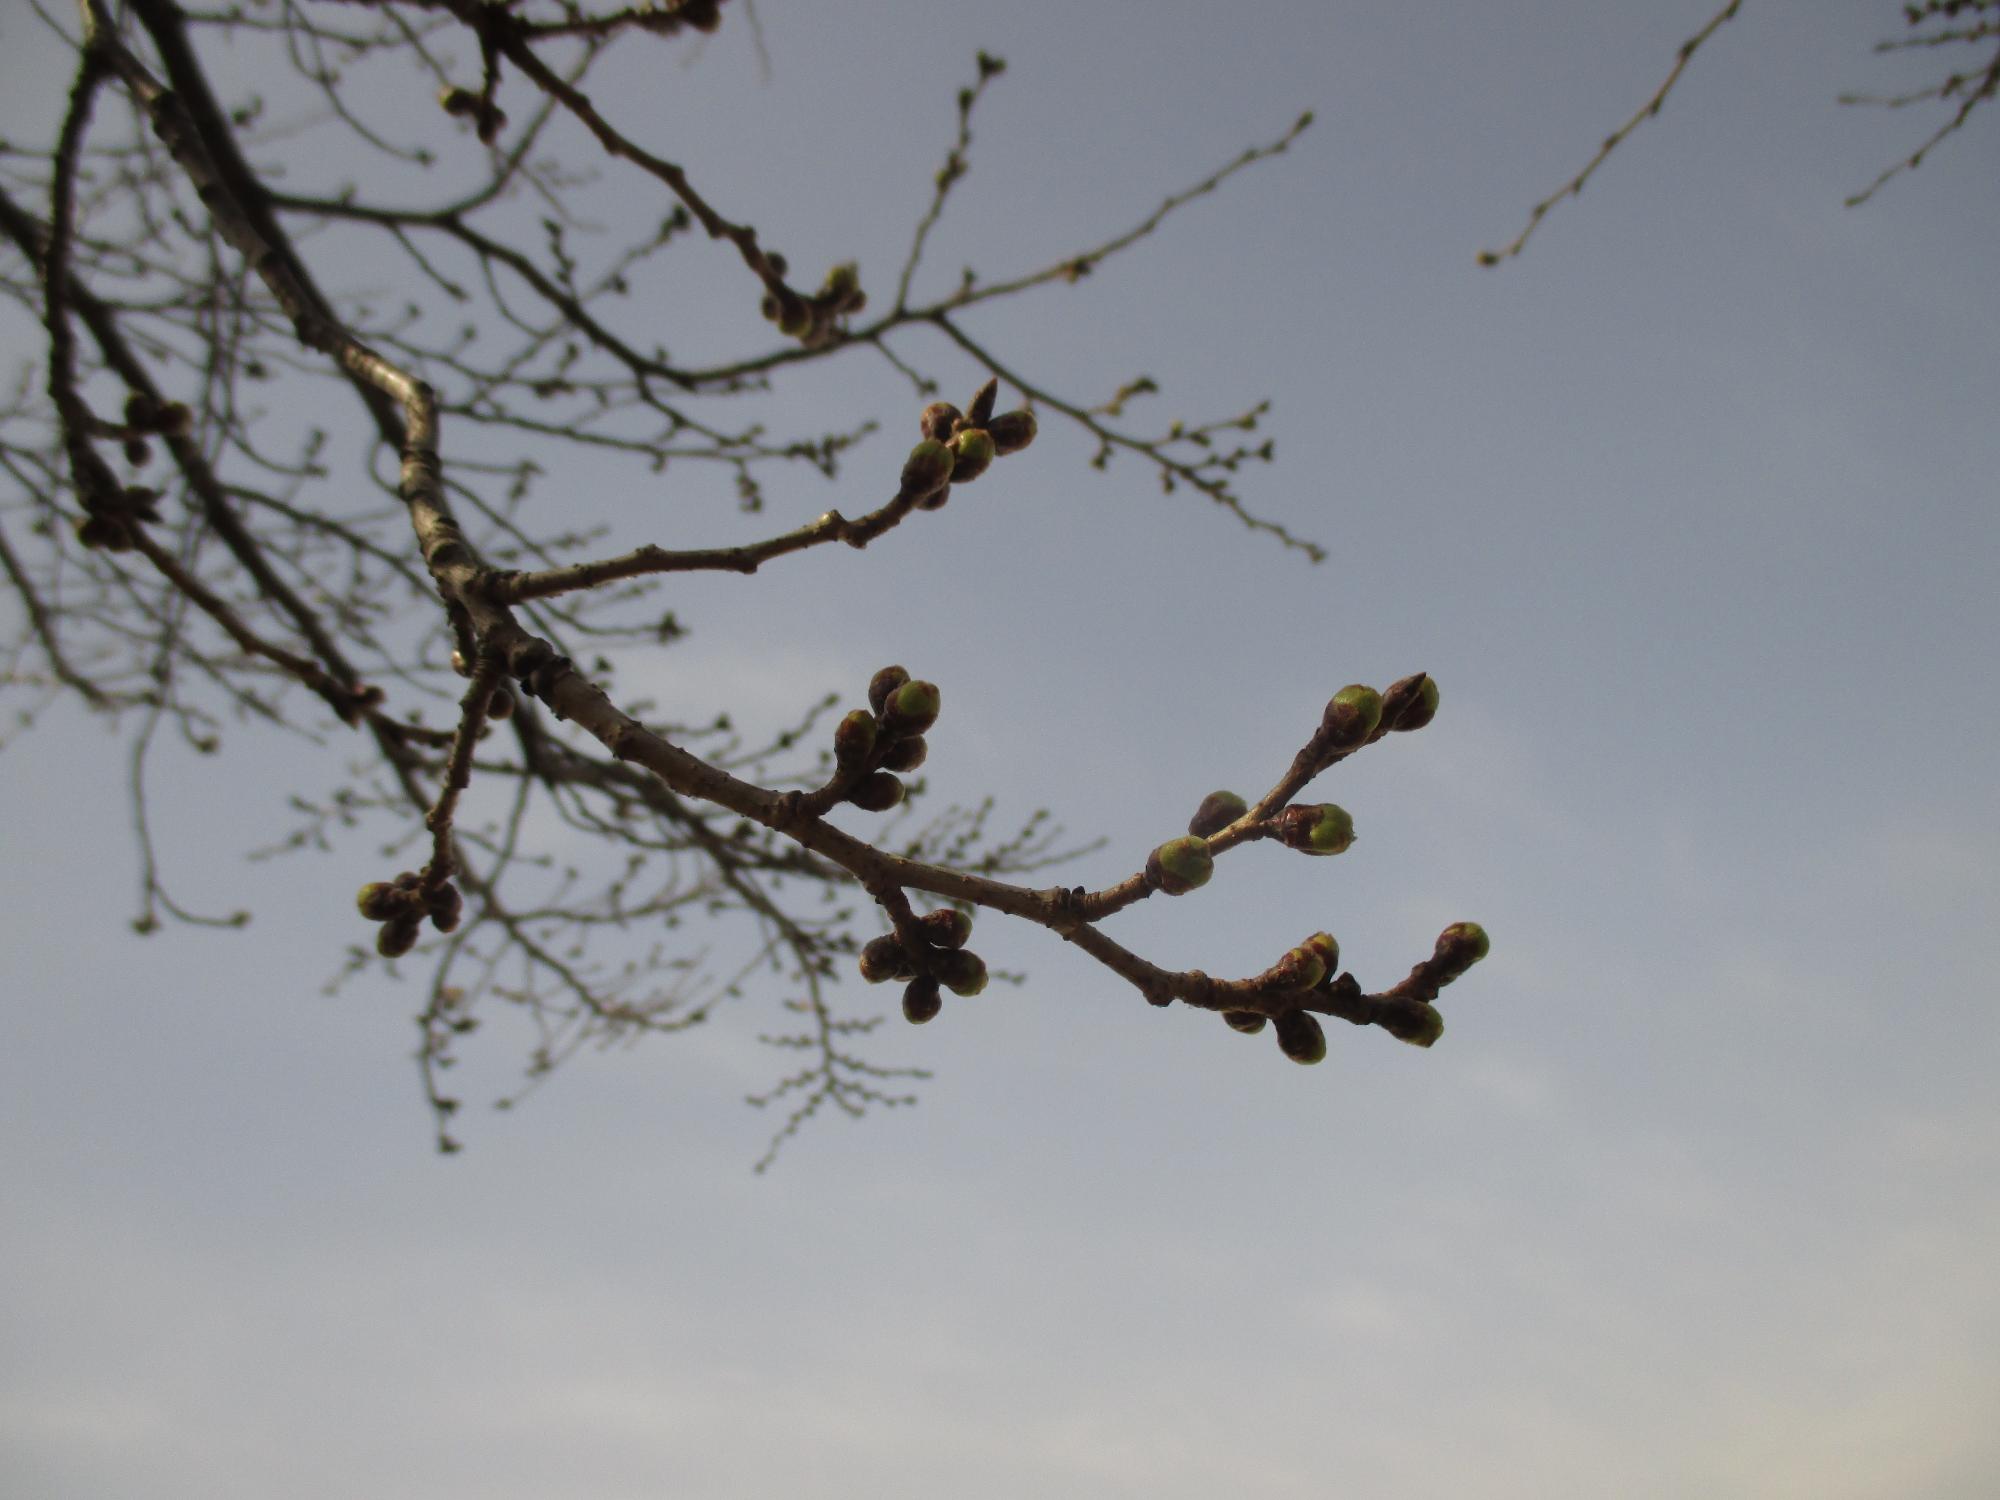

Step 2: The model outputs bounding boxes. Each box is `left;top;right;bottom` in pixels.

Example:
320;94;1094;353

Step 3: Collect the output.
1301;931;1341;976
1273;1009;1327;1064
858;933;914;984
821;261;860;305
949;428;996;484
376;916;422;959
776;294;812;338
847;771;905;812
1276;803;1356;856
1382;673;1439;732
1382;1000;1445;1048
1276;945;1327;991
965;377;1000;428
884;679;941;735
1320;684;1384;748
1223;1010;1268;1035
1187;789;1248;838
356;882;400;923
1144;835;1214;895
938;949;988;997
902;975;943;1025
900;439;955;498
833;709;878;768
988;409;1038;456
920;402;963;442
880;735;928;773
1432;921;1490;978
918;907;973;950
868;665;910;717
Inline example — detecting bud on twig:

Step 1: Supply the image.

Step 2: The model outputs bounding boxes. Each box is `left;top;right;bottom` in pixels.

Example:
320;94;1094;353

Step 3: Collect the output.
1276;803;1356;856
918;907;973;950
965;377;999;429
1431;921;1490;980
1380;1000;1445;1048
1144;835;1214;895
847;770;905;812
1273;1009;1327;1064
1222;1011;1268;1035
858;934;914;984
882;679;941;736
938;950;988;997
900;440;954;498
1381;673;1439;733
1187;790;1247;839
919;403;962;443
902;975;943;1025
880;735;927;772
1319;684;1384;749
867;665;910;717
948;428;995;484
833;709;878;769
988;409;1037;456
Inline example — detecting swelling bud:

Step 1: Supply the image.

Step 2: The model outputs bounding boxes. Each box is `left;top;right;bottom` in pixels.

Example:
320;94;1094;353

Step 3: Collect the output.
1320;684;1384;748
847;771;905;812
867;665;910;717
1144;835;1214;895
858;934;914;984
883;679;941;735
918;907;973;950
1187;790;1248;838
833;709;878;768
356;882;400;922
376;916;422;959
902;975;943;1025
938;950;988;997
988;409;1037;455
919;402;962;442
1432;921;1490;979
948;428;996;484
1223;1010;1268;1035
1382;1001;1445;1048
900;439;955;498
1273;1009;1328;1064
1382;673;1439;732
1277;803;1356;856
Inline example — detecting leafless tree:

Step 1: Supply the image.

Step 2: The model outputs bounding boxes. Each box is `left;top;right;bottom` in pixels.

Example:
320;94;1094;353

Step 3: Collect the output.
1;0;1487;1166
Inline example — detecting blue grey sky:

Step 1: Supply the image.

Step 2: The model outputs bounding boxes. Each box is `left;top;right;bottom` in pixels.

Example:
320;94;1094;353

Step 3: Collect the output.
4;1;1997;1496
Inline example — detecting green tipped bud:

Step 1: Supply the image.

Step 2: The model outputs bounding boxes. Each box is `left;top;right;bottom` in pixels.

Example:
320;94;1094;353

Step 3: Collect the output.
1144;835;1214;895
965;377;1000;429
902;975;943;1025
1276;945;1327;991
884;679;941;735
833;709;878;768
1382;673;1439;732
918;907;973;950
1320;684;1384;748
988;409;1038;456
1276;803;1356;856
1187;789;1248;839
438;85;480;117
948;428;995;484
919;402;963;442
356;882;400;923
821;261;860;305
938;949;988;997
858;933;914;984
867;665;911;717
1432;921;1490;979
847;770;905;812
901;439;955;498
1223;1010;1268;1035
776;294;812;338
1382;1000;1445;1048
1273;1009;1327;1064
376;916;422;959
1301;931;1341;976
880;735;928;773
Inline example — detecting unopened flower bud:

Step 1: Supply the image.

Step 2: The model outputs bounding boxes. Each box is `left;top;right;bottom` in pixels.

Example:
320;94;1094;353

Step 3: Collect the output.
1381;1000;1445;1048
902;975;943;1025
1301;931;1341;976
1273;1009;1328;1064
486;687;514;721
1276;803;1356;856
356;882;399;922
938;949;988;997
833;709;878;768
883;679;940;735
1431;921;1489;979
988;409;1038;456
1223;1010;1268;1035
867;665;910;717
880;735;928;773
1144;835;1214;895
900;439;954;498
948;428;995;484
965;377;999;428
377;916;422;959
1187;790;1247;838
858;933;913;984
918;907;973;950
425;882;463;933
438;86;480;117
1320;684;1384;749
1382;673;1439;732
919;402;963;442
847;770;905;812
1275;945;1327;991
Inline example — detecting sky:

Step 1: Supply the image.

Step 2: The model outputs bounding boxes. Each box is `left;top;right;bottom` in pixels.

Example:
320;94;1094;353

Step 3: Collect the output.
3;1;1998;1496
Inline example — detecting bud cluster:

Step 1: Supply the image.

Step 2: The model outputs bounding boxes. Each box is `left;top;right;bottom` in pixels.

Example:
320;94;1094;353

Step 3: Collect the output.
856;907;986;1025
823;665;945;812
355;870;463;958
1222;931;1344;1063
900;378;1038;509
760;256;867;348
